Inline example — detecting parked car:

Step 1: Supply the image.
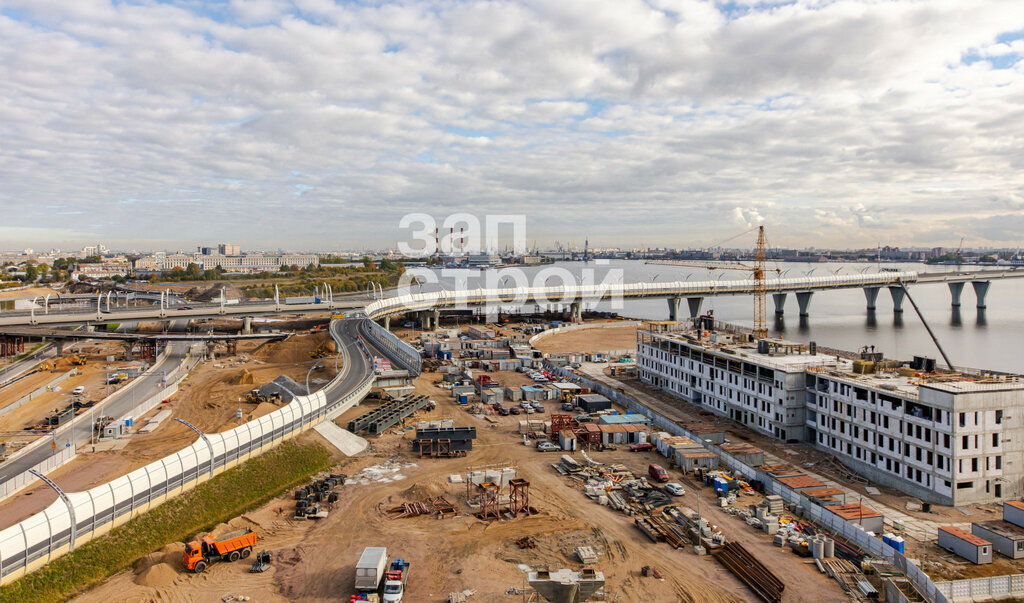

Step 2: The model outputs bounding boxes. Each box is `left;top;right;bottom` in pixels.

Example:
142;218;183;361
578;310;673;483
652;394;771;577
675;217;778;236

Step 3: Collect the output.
573;414;593;423
537;441;561;452
531;403;545;413
665;483;685;496
509;407;522;415
499;407;510;416
629;442;654;452
648;464;669;483
562;403;575;411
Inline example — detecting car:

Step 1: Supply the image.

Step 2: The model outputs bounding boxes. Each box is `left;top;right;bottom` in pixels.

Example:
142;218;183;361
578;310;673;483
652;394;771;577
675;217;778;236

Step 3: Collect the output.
72;386;86;395
573;414;593;423
537;441;562;452
499;407;510;416
524;407;535;414
562;402;575;411
531;404;545;413
665;483;685;496
509;407;521;415
629;442;654;452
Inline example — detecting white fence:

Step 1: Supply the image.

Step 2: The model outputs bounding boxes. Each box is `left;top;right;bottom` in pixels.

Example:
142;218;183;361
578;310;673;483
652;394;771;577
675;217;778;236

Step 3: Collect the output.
359;318;422;374
0;370;76;419
545;362;947;603
0;446;77;501
0;320;374;585
935;573;1024;601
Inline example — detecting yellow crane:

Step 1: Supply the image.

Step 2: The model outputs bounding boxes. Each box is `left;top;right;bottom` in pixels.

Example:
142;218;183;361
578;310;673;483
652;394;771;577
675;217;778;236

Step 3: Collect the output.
646;225;776;339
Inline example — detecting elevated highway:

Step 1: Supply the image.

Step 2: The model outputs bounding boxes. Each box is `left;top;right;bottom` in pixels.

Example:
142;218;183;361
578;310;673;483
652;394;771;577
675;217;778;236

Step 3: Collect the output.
362;269;1024;325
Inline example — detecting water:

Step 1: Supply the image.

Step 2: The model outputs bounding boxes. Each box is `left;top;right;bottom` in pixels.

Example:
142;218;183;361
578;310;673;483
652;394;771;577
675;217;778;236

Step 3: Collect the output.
413;260;1024;373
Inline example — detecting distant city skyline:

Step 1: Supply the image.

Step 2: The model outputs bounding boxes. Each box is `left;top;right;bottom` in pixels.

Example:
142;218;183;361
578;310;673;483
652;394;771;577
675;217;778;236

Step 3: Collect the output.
2;1;1023;250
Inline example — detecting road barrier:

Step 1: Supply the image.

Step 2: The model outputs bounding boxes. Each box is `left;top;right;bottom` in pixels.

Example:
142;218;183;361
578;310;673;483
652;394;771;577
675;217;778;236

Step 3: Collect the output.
0;446;76;501
359;318;421;374
0;369;77;419
0;320;374;585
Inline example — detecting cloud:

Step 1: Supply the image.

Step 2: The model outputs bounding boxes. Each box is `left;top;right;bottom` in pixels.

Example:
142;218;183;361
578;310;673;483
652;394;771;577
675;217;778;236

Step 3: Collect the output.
0;1;1023;250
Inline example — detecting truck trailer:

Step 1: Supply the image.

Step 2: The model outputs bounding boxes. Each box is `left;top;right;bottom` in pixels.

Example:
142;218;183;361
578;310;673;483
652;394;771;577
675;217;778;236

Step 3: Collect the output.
355;547;389;594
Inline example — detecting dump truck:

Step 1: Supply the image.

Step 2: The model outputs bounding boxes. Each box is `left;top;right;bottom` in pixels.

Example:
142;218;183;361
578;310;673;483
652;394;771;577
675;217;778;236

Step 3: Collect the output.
355;547;390;594
184;529;258;573
382;558;411;603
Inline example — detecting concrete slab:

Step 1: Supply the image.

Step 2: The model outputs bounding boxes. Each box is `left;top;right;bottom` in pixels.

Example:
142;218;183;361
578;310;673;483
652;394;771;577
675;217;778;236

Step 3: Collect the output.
313;421;368;456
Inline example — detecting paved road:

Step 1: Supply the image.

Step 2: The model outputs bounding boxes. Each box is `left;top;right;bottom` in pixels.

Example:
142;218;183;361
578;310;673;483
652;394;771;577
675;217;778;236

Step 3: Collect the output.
0;340;191;483
0;344;56;386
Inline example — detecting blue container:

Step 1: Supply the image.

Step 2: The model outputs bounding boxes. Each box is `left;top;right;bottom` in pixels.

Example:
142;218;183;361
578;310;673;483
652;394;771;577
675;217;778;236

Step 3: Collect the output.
458;395;468;405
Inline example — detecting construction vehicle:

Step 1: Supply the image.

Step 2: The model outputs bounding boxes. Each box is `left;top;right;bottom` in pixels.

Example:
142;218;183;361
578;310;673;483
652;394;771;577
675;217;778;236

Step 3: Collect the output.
183;529;257;573
244;388;282;405
382;558;411;603
69;355;87;366
310;340;334;359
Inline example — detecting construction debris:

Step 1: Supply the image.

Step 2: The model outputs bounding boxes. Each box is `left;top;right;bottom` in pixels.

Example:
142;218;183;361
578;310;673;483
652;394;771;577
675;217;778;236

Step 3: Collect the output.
516;536;537;549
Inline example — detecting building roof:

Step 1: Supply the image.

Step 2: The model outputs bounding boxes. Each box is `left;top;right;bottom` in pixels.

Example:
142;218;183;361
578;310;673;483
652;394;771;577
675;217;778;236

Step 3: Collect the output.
939;526;991;547
830;504;882;520
762;464;803;477
801;487;846;498
777;475;827;490
720;442;763;454
578;393;611;403
974;520;1024;541
1004;501;1024;512
680;451;718;459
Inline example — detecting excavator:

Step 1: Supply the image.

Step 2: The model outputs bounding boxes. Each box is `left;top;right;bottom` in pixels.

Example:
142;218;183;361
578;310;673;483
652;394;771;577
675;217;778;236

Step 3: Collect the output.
244;389;283;405
69;355;87;366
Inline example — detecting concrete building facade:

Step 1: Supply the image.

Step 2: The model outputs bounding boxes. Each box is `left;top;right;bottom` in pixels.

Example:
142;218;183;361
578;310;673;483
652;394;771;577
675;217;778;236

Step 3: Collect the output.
637;325;1024;505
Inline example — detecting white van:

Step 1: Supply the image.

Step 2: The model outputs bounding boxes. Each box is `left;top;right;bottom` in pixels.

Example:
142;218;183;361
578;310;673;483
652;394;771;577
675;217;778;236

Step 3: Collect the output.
72;386;85;395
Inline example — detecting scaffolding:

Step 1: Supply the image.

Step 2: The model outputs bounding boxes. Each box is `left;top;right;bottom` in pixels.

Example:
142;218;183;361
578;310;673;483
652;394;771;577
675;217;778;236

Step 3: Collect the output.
508;478;531;516
479;482;502;520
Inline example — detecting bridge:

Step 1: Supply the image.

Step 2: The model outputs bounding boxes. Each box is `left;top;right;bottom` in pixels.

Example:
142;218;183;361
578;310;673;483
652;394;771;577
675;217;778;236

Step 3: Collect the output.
361;269;1024;327
2;270;1020;333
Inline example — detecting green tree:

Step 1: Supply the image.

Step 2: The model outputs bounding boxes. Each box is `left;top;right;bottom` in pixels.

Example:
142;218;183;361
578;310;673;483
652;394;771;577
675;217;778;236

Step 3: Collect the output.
361;256;372;268
23;265;38;282
185;263;202;280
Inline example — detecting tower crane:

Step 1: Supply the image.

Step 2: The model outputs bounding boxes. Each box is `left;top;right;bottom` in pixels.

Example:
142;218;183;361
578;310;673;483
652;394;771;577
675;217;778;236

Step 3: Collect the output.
646;225;777;339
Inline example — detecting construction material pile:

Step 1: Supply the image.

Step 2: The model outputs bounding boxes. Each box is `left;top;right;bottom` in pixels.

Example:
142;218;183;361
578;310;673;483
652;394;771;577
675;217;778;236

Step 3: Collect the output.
293;474;345;520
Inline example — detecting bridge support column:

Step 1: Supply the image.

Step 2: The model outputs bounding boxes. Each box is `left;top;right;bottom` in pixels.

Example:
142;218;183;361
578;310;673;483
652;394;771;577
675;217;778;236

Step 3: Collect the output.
667;297;681;321
56;341;65;356
242;316;252;334
948;282;965;308
772;293;787;316
686;297;703;318
570;302;582;323
795;291;813;317
888;286;905;313
383;316;390;331
432;309;441;328
863;287;880;311
84;324;95;332
972;281;990;309
419;311;433;330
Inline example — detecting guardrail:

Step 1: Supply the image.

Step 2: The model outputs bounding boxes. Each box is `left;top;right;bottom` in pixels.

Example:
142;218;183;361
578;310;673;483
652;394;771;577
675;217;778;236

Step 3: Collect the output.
0;319;374;585
544;362;947;603
358;319;422;374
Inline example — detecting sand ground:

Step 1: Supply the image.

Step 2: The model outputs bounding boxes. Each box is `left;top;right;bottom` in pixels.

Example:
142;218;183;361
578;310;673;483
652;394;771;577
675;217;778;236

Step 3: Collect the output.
532;323;640;355
71;371;848;603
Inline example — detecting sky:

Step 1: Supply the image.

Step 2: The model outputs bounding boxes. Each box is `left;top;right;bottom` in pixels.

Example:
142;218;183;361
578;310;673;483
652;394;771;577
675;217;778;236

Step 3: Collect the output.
1;0;1023;252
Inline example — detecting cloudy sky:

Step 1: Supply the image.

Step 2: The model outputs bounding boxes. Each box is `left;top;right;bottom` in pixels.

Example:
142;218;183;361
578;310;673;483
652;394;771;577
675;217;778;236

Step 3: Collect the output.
2;0;1023;252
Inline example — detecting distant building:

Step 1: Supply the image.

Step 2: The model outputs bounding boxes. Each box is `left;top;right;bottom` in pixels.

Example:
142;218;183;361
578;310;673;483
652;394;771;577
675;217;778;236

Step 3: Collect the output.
72;262;130;279
218;243;241;256
133;252;317;274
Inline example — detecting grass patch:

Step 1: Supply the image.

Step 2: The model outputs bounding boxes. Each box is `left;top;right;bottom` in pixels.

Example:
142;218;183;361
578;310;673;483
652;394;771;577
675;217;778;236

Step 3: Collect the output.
0;440;333;603
104;323;120;331
10;343;45;364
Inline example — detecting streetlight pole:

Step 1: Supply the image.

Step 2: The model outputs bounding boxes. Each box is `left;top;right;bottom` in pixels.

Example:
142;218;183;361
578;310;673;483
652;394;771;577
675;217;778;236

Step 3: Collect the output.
306;363;323;396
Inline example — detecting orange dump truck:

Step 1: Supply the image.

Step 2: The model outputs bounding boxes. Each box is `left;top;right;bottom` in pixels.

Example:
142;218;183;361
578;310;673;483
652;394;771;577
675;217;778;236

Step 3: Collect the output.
184;529;258;573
